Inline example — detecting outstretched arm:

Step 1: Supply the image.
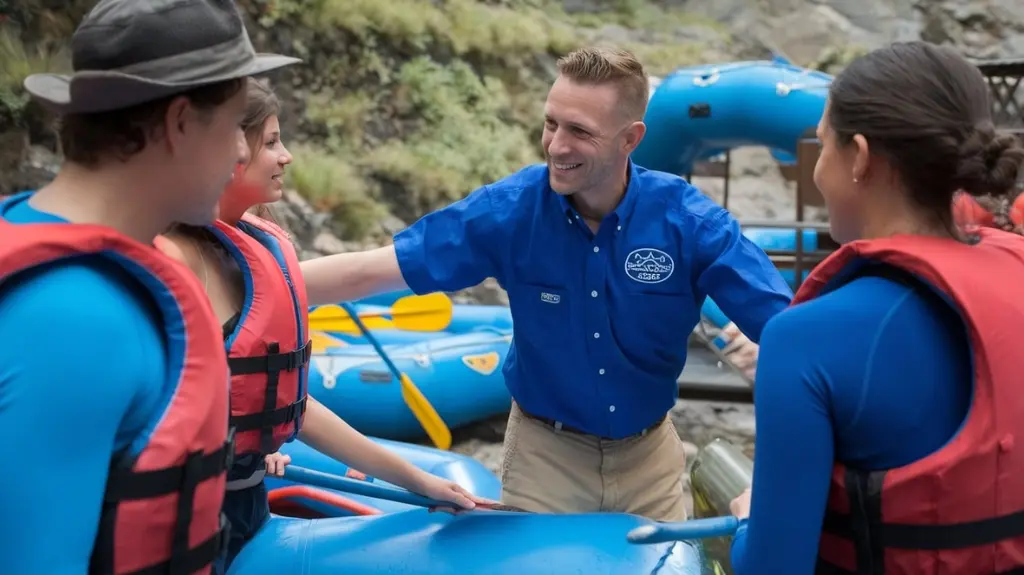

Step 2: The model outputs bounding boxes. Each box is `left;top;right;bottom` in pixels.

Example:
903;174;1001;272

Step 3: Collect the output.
695;210;793;343
297;396;490;508
301;185;506;306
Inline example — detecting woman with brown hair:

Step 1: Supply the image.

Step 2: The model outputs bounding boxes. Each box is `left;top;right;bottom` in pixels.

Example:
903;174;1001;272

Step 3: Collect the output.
724;41;1024;574
158;78;492;574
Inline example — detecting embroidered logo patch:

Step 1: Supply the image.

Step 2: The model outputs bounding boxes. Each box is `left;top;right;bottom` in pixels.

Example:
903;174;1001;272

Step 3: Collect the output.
624;248;674;284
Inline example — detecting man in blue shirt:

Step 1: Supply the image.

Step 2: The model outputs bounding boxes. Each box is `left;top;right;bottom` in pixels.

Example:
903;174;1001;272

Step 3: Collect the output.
301;46;793;521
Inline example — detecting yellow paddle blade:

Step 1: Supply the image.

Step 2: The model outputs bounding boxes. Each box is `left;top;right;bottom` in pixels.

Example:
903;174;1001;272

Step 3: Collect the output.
399;373;452;450
307;293;453;334
389;292;453;331
310;330;348;354
307;304;396;333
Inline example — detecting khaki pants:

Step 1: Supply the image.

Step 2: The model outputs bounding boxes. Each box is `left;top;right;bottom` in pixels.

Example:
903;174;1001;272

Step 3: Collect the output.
500;402;688;521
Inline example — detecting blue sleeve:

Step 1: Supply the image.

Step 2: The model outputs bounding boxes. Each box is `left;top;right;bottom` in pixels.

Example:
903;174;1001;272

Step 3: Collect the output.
693;209;793;342
727;305;836;575
392;185;505;294
0;262;166;575
729;275;971;574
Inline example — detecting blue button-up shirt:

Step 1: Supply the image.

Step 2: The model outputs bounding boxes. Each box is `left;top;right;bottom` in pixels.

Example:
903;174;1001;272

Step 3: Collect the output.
393;162;793;438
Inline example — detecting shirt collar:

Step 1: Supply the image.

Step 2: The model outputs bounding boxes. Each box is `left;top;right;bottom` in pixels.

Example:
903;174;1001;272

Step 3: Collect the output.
556;160;642;228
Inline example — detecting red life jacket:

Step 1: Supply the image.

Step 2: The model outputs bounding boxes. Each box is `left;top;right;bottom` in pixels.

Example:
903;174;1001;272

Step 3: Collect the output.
791;228;1024;575
209;213;311;457
0;218;232;574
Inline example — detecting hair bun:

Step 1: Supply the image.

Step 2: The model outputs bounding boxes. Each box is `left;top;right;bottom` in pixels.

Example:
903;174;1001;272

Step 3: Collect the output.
954;126;1024;199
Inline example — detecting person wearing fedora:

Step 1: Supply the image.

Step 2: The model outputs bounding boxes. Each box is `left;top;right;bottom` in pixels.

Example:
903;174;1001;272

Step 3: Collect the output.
0;1;300;574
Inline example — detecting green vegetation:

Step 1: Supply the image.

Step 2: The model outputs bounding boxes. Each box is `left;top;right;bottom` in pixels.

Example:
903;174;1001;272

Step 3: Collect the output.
1;0;725;240
264;0;725;239
0;27;68;126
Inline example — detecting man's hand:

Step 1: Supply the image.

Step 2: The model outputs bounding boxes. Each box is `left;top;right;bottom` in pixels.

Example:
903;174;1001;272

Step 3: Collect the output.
720;322;758;380
730;487;752;520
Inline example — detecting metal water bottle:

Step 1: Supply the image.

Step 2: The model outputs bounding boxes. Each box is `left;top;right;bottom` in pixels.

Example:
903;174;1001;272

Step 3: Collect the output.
689;438;754;575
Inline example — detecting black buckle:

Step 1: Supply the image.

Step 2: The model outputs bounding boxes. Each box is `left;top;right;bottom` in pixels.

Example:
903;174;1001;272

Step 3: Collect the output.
223;427;236;471
288;340;312;370
218;512;232;559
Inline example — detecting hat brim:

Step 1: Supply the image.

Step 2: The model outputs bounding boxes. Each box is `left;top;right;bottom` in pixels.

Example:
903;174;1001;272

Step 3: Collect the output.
24;53;302;115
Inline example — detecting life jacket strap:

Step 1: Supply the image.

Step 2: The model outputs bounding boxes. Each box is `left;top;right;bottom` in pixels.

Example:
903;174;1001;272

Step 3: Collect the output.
229;396;307;434
228;340;311;455
227;340;312;375
90;431;235;574
819;465;1024;575
120;513;231;575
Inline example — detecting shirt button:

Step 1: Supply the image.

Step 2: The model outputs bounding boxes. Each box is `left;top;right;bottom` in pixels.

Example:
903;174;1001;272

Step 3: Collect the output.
617;225;621;231
598;368;605;375
566;218;572;224
609;405;616;412
593;332;600;339
590;290;598;297
593;246;600;253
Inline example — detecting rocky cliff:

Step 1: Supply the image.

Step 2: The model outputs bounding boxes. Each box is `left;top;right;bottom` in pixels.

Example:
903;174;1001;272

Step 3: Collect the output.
4;0;1022;254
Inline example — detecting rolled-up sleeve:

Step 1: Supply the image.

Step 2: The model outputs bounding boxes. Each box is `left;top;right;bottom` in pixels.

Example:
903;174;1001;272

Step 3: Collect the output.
694;209;793;342
392;184;505;294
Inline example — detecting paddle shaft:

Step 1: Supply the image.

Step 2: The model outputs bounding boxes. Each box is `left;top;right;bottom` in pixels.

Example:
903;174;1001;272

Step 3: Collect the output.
626;516;740;544
284;465;447;508
336;301;452;450
338;302;408;379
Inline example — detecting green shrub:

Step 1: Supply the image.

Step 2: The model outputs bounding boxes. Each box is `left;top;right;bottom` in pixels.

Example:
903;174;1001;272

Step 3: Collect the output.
285;144;387;240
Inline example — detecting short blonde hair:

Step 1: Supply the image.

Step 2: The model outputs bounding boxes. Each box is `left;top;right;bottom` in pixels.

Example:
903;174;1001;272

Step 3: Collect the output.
556;46;649;122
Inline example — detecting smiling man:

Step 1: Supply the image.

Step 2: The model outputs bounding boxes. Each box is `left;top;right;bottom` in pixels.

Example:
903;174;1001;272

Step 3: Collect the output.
299;46;793;520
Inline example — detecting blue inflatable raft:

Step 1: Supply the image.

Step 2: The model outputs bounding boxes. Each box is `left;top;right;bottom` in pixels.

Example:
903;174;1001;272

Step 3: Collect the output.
634;58;832;176
228;510;709;575
266;438;501;516
308;328;513;440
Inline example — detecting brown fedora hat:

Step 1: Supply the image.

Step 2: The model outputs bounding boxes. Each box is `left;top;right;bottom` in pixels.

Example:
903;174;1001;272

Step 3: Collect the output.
24;0;301;114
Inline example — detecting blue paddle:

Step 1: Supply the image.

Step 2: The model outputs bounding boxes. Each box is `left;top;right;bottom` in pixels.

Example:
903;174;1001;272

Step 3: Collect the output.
282;465;527;512
284;465;445;507
336;301;452;450
626;516;740;544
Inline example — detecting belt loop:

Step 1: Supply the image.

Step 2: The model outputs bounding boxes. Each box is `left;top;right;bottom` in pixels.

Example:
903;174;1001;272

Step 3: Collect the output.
554;421;563;432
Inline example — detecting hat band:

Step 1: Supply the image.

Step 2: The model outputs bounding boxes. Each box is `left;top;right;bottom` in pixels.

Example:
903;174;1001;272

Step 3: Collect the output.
77;30;258;86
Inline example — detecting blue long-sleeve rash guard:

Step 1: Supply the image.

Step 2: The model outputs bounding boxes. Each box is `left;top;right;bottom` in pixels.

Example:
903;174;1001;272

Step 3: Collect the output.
0;198;169;574
730;269;972;574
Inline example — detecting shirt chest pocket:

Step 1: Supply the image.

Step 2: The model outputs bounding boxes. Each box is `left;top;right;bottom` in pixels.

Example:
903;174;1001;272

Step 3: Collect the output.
617;288;697;366
507;282;570;348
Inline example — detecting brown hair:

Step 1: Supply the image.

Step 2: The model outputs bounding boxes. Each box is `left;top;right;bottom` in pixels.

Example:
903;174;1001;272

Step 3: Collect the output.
59;79;245;167
555;46;649;122
241;77;282;225
828;41;1024;231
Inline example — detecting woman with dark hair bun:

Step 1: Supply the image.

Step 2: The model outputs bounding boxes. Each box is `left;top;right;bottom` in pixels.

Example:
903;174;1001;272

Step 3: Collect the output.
726;41;1024;573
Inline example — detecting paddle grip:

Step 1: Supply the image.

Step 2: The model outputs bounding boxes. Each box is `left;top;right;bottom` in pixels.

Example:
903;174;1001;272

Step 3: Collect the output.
626;516;740;544
284;465;448;508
